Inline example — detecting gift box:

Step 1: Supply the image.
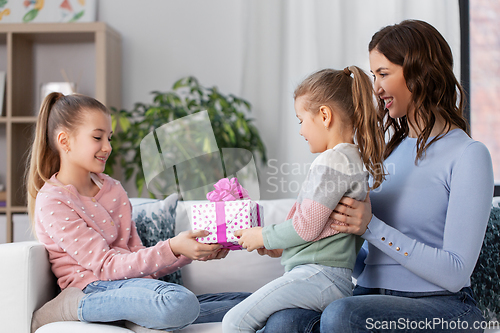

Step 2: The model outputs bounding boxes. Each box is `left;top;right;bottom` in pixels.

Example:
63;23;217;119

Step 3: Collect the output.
190;178;263;250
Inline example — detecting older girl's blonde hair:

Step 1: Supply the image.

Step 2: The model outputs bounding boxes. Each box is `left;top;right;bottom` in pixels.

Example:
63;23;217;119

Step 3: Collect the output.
26;93;110;225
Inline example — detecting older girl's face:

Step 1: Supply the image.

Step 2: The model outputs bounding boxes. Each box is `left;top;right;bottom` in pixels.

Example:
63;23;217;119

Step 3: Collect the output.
67;110;113;175
369;49;412;119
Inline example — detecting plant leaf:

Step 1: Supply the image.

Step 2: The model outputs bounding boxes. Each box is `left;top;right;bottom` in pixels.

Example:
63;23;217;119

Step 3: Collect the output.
119;116;131;133
109;76;267;199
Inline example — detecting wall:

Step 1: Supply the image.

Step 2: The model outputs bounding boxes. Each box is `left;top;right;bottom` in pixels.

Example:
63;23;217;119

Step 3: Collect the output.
95;0;460;200
98;0;246;112
98;0;249;198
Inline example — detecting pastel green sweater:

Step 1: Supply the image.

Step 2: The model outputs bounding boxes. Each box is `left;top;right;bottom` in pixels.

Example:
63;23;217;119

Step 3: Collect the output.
263;220;363;272
262;144;365;272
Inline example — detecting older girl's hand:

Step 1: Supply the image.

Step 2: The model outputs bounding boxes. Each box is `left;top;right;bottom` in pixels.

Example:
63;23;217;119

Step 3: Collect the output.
330;193;372;235
169;230;222;260
198;248;230;261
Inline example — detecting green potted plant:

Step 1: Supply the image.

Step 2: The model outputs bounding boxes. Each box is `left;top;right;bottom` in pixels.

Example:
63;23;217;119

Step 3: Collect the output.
106;76;267;199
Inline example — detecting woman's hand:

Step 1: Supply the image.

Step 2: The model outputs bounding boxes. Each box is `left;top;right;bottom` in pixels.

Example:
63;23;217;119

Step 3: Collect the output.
330;193;372;236
234;227;264;252
257;248;283;258
169;230;222;260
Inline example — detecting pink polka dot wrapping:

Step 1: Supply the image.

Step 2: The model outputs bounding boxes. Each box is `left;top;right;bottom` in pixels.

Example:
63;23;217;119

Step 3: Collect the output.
190;199;263;248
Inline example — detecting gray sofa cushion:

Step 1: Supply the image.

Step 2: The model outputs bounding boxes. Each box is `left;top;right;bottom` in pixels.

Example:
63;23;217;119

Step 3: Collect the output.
131;193;182;285
471;206;500;321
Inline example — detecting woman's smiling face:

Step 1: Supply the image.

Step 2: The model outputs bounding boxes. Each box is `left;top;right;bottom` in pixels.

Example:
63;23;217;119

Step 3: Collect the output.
370;49;413;119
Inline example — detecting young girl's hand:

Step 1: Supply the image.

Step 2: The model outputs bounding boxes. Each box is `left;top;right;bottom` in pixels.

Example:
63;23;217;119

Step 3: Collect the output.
257;248;283;258
330;194;372;235
169;230;222;260
234;227;264;252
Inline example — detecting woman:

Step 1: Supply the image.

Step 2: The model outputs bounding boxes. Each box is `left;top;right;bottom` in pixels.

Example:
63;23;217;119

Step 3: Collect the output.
262;19;494;333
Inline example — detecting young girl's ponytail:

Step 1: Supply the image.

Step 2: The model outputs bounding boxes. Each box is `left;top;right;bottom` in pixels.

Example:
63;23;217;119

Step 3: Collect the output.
348;66;386;189
294;67;386;189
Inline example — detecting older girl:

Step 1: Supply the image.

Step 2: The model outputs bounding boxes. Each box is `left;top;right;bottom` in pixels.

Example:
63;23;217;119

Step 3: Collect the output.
27;93;248;333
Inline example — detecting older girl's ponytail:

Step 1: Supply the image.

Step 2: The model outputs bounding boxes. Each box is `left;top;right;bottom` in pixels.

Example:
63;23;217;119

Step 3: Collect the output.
27;92;64;222
348;66;386;189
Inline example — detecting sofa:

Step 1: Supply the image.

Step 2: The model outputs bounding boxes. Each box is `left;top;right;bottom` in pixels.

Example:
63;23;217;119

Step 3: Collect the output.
1;197;500;333
0;198;293;333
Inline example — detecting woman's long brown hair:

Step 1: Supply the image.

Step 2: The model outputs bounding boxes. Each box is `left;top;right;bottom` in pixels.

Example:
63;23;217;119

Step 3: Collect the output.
369;19;468;161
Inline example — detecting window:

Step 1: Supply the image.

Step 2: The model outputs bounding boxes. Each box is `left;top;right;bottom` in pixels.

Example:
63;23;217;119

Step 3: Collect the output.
470;0;500;189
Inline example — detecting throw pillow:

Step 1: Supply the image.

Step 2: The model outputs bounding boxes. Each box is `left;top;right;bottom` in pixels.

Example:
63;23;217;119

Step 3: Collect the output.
130;193;182;285
471;205;500;321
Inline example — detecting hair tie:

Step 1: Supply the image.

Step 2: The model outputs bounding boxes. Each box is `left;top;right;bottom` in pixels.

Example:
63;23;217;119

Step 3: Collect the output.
343;67;352;76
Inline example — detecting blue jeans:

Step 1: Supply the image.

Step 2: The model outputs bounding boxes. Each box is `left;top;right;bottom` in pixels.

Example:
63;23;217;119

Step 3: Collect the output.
78;278;250;331
263;286;485;333
223;264;352;332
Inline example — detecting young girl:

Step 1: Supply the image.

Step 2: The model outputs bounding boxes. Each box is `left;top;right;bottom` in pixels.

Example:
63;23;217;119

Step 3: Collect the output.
27;92;249;333
221;66;386;333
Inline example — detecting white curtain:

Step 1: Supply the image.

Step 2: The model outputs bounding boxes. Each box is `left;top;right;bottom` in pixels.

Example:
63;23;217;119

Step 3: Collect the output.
239;0;461;199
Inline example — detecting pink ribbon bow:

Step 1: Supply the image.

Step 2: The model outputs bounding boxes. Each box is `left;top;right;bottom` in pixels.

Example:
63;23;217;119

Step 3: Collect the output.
206;177;250;202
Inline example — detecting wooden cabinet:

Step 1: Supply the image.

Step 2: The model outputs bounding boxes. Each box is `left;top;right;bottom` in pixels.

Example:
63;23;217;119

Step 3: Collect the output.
0;23;121;242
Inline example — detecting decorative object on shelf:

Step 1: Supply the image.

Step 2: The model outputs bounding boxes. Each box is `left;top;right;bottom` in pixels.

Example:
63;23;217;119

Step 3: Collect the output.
40;82;76;100
0;0;96;23
0;184;5;207
0;71;4;116
106;76;267;199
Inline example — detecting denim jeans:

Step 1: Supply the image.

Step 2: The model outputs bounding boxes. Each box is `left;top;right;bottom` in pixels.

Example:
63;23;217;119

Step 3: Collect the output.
263;286;485;333
78;278;250;331
222;264;352;333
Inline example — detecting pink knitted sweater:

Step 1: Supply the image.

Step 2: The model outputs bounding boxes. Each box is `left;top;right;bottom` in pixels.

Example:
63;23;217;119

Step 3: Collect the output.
35;173;191;290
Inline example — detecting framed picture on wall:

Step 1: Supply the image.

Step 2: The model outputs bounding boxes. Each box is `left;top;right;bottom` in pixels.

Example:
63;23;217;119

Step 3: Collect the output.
0;0;97;24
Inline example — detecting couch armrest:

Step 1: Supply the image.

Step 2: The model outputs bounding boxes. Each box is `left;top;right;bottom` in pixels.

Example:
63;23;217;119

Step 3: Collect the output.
0;241;57;333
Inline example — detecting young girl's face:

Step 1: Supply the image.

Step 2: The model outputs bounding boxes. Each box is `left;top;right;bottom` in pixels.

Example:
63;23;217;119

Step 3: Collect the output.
66;109;112;175
295;95;328;153
369;49;412;119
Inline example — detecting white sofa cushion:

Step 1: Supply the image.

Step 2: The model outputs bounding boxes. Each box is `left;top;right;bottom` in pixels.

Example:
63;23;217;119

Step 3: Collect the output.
35;321;223;333
36;322;133;333
0;241;56;333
